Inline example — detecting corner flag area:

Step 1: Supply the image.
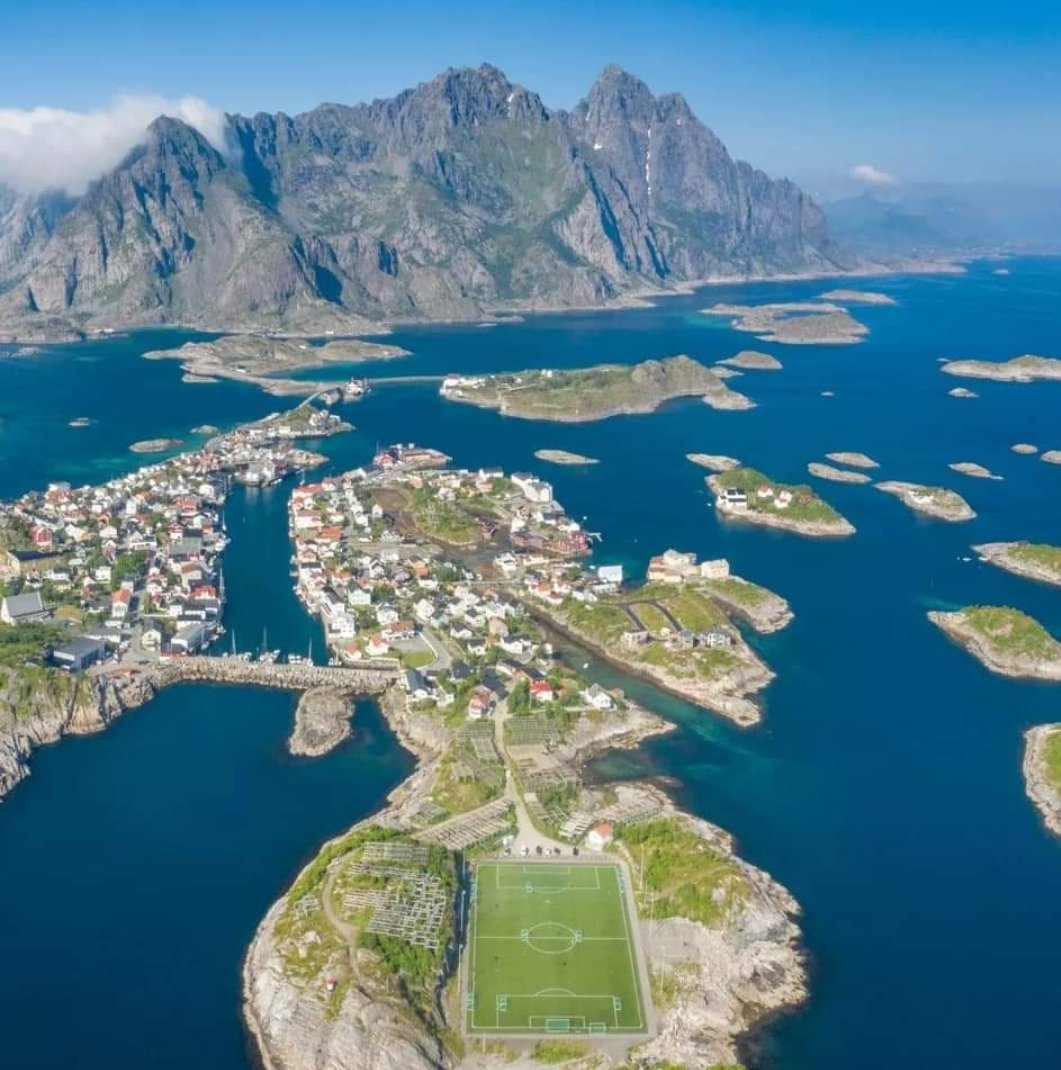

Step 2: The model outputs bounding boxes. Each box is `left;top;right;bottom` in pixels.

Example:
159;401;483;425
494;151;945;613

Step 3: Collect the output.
466;861;648;1035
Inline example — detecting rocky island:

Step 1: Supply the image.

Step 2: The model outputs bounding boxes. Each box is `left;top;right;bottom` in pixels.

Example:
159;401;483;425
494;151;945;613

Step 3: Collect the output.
973;542;1061;588
928;606;1061;681
876;481;976;521
1012;443;1039;455
949;462;1001;480
825;451;879;469
1023;725;1061;837
940;354;1061;383
807;462;872;484
702;300;870;344
144;335;410;396
686;453;741;472
440;355;753;422
948;387;979;398
819;289;897;305
708;468;856;536
1042;451;1061;466
129;437;184;454
716;349;783;371
287;688;355;757
533;449;599;466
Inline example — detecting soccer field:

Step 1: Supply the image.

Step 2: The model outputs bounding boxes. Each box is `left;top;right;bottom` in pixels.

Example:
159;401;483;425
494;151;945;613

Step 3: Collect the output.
466;861;648;1035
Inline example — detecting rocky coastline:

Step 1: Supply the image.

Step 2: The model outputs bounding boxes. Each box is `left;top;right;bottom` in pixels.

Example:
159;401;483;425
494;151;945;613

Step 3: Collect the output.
927;609;1061;681
533;449;599;466
876;481;976;521
807;462;871;484
1023;725;1061;837
972;542;1061;588
702;577;795;634
940;354;1061;383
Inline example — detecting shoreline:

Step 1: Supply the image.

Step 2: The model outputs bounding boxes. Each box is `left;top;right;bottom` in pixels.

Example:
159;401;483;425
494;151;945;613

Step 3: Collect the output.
0;260;970;346
1022;725;1061;837
973;543;1061;588
927;611;1061;681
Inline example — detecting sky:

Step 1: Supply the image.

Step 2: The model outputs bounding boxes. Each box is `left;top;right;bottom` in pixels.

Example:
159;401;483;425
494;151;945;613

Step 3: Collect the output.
0;0;1059;193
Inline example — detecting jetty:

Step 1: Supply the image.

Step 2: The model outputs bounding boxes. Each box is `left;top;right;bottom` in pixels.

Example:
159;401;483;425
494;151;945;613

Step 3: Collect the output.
105;656;400;696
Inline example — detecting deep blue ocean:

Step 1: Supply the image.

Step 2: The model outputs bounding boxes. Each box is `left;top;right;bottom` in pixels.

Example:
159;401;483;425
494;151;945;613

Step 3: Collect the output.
0;258;1058;1069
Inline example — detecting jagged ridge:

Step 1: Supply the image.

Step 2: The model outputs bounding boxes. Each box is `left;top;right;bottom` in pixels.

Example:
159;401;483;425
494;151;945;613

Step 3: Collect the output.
0;64;847;338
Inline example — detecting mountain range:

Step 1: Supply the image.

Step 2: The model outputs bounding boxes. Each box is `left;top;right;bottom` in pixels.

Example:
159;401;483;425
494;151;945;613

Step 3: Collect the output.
0;64;849;340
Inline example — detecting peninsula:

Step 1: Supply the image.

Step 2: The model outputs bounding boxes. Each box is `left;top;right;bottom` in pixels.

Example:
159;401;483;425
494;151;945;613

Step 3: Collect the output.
1023;725;1061;836
708;468;856;536
439;355;753;422
533;449;599;466
973;542;1061;588
687;453;741;472
940;354;1061;383
702;300;870;344
144;335;410;396
928;607;1061;681
807;462;871;484
876;481;976;521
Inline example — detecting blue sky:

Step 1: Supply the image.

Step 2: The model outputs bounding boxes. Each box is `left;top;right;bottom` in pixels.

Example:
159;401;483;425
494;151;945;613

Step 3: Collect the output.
1;0;1059;186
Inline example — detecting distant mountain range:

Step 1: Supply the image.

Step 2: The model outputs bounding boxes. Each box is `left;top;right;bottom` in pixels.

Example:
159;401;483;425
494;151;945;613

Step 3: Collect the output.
0;65;848;339
821;183;1061;257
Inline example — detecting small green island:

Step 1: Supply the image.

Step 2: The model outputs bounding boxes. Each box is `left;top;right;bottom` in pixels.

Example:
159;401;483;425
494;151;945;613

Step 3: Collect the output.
973;542;1061;588
1023;725;1061;836
940;354;1061;383
876;481;976;521
144;334;410;395
716;349;783;371
707;468;855;536
928;606;1061;681
440;355;754;421
702;300;870;344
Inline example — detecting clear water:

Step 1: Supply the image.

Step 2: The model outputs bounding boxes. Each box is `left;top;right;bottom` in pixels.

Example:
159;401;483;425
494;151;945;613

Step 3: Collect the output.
0;258;1058;1069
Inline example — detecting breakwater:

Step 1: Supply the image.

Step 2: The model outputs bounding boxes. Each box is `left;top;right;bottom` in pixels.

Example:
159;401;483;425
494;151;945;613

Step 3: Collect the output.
146;657;400;694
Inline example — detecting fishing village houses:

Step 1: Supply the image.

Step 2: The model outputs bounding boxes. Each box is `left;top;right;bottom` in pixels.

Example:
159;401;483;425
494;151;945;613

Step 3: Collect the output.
0;422;326;668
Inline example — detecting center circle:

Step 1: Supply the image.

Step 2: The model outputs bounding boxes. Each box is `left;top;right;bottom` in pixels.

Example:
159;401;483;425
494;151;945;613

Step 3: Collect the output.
525;922;577;954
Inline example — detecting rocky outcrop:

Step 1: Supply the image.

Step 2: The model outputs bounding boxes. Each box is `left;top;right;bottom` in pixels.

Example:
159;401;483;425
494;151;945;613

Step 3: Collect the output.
288;688;355;757
1023;725;1061;837
0;65;846;339
0;671;156;800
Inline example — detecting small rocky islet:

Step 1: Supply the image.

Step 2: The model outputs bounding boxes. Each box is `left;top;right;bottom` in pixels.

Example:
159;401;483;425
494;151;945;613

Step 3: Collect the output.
876;481;976;521
928;606;1061;682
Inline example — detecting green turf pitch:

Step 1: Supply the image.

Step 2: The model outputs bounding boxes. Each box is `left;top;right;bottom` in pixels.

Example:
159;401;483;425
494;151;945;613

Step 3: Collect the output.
466;862;647;1035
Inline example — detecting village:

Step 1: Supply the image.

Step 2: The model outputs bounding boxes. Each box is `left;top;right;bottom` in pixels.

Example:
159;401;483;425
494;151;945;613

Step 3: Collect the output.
0;409;337;671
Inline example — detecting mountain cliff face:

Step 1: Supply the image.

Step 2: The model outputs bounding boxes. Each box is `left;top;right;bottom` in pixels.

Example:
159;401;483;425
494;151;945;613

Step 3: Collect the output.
0;65;846;339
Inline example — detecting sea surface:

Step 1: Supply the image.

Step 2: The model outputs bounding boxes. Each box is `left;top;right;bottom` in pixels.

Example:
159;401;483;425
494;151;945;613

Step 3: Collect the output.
0;258;1059;1069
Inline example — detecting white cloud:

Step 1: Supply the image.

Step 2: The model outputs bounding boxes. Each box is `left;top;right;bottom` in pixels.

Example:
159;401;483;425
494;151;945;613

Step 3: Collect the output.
0;95;229;196
850;163;899;187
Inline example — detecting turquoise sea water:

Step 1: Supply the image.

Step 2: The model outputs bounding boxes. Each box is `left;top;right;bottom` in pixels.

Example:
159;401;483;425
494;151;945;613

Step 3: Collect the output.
0;258;1059;1069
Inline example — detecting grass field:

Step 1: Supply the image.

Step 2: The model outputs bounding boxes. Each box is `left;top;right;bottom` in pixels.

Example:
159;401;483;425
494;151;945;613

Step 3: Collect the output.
466;862;647;1036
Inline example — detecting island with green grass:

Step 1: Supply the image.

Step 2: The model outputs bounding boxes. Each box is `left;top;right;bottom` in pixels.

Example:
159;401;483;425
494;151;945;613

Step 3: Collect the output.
928;606;1061;681
440;355;753;422
144;334;410;395
876;481;976;521
707;468;856;536
973;542;1061;588
1023;725;1061;837
940;354;1061;383
702;301;870;344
